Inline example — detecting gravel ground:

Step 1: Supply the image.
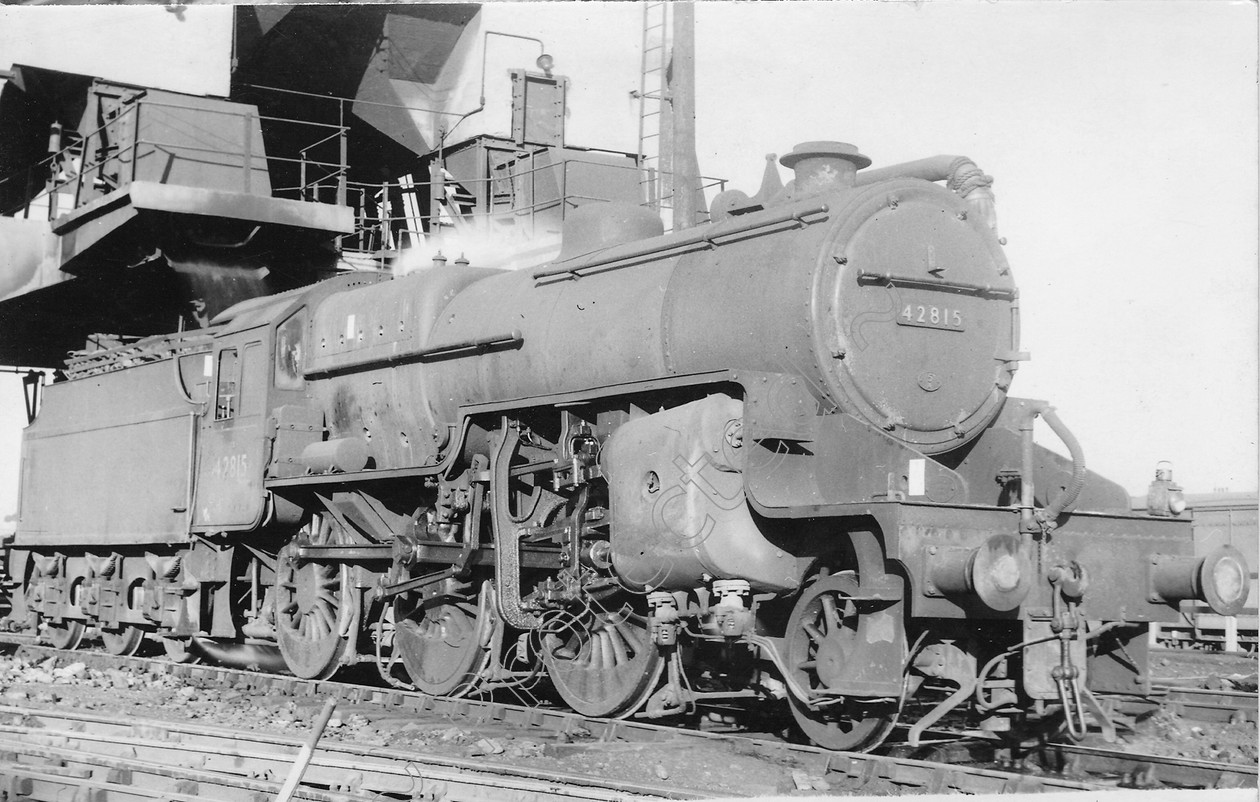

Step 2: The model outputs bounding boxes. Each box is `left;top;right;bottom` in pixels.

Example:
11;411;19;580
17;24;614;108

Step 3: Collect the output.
1121;706;1256;765
0;653;822;796
1117;647;1258;765
0;646;1255;795
1148;647;1259;688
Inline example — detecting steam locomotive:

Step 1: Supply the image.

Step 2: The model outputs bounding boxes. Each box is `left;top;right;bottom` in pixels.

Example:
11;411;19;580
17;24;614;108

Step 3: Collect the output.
8;141;1248;751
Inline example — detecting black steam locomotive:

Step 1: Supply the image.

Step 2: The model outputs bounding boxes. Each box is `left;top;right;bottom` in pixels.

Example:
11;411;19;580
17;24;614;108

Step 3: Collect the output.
8;141;1248;751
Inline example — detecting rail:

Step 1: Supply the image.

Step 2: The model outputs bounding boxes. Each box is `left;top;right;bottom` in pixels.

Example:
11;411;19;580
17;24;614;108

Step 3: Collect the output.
0;638;1120;795
1;96;351;223
340;154;726;269
0;90;726;271
63;330;215;380
0;705;684;802
532;199;827;282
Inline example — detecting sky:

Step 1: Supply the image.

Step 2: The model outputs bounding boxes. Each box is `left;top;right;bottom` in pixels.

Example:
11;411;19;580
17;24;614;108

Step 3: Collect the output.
0;1;1256;527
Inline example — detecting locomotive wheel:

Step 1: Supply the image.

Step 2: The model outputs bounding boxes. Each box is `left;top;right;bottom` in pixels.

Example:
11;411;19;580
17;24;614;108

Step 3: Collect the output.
542;601;663;718
395;595;488;697
101;625;147;657
786;571;899;752
275;539;355;681
162;636;200;663
44;619;84;650
43;576;86;650
102;580;149;656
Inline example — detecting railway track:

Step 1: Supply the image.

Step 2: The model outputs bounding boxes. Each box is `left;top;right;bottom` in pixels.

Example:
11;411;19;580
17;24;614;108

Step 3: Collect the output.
0;705;687;802
1037;742;1258;791
1104;685;1259;725
886;736;1258;792
1149;644;1259;678
0;635;1254;797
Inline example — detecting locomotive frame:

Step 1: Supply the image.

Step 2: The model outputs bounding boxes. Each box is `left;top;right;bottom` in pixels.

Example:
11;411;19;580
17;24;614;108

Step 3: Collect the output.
8;141;1250;754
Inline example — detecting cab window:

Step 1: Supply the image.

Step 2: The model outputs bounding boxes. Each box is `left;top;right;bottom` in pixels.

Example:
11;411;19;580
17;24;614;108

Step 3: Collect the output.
275;310;306;390
215;348;238;420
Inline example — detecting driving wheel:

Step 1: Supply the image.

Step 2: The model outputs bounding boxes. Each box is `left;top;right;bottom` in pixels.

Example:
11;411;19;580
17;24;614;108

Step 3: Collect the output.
395;593;489;697
786;571;900;752
275;525;357;680
542;600;663;718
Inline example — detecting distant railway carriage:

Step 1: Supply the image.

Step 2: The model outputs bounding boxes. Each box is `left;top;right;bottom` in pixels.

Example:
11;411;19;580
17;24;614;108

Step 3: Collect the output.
1142;493;1258;653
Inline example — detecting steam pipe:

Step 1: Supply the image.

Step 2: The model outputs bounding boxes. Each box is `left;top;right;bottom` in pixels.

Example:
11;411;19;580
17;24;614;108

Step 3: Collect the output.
1036;407;1087;527
1018;403;1087;533
857;155;998;234
191;637;288;673
855;155;973;185
1018;401;1043;533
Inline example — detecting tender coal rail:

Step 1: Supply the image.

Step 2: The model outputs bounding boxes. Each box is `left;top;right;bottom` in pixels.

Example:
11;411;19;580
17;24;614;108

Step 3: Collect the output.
0;638;1112;796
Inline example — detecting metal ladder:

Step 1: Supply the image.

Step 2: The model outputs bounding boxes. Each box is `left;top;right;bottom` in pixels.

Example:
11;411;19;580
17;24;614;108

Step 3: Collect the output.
634;1;670;209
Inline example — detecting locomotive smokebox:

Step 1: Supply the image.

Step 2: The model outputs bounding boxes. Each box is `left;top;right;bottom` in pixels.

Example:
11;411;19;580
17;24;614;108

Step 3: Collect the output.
780;141;871;195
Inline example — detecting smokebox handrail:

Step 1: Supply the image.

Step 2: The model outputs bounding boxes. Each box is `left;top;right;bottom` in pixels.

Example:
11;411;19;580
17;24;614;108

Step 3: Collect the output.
532;199;829;281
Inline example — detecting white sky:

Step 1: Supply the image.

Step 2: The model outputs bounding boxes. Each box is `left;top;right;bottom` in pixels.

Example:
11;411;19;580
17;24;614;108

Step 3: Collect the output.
0;1;1256;527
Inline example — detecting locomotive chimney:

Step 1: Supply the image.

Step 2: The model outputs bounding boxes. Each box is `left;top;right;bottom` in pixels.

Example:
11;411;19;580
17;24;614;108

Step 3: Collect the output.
780;141;871;194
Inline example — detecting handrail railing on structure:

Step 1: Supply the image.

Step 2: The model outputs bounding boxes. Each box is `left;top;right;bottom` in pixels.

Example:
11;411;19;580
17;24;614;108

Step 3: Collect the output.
341;155;725;268
0;91;726;271
0;96;350;222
